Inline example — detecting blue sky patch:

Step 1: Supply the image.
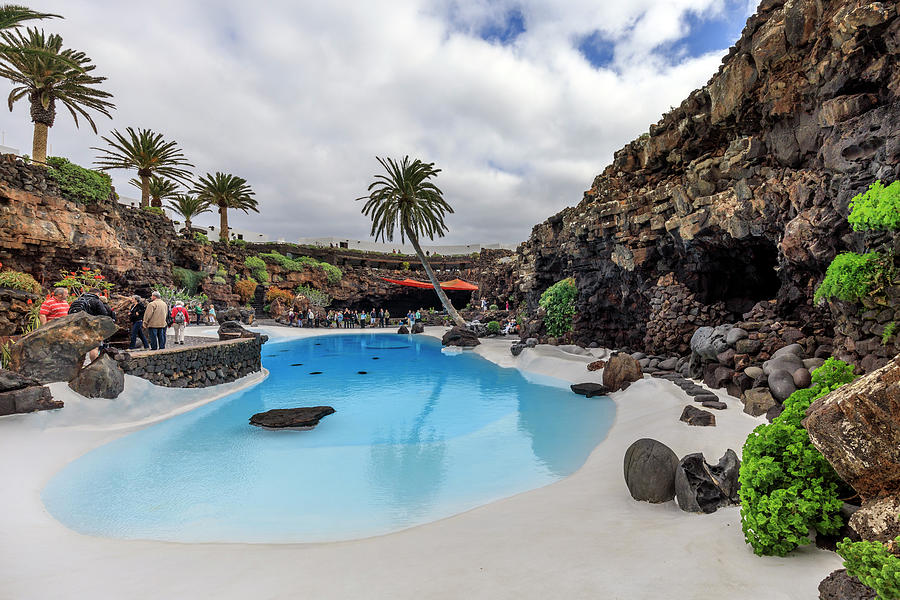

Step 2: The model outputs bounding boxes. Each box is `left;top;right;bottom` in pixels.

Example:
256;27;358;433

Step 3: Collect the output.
479;8;526;45
576;30;616;69
661;0;751;59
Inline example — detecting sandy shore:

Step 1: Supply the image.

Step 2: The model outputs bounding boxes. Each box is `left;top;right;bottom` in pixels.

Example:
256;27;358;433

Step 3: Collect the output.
0;326;840;599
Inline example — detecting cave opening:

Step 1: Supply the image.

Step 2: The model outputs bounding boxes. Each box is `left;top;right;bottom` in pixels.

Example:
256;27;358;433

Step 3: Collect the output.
685;238;780;318
342;288;473;317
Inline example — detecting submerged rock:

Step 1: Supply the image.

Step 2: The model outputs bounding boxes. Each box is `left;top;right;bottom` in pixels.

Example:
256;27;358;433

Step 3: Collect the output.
411;322;425;334
250;406;335;430
674;450;740;513
0;368;60;414
397;325;409;334
624;438;680;503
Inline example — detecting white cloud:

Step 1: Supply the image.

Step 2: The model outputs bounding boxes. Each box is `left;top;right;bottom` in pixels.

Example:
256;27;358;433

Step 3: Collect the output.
0;0;742;244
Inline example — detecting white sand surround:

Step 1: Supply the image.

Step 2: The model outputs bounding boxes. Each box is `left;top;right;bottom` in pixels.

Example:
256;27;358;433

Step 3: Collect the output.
0;326;840;599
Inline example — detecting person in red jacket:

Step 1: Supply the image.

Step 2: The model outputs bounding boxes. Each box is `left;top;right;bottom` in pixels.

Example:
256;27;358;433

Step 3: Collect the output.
170;301;190;345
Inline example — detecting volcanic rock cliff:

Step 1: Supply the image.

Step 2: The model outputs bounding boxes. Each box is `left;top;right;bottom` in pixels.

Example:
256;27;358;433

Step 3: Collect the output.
511;0;899;356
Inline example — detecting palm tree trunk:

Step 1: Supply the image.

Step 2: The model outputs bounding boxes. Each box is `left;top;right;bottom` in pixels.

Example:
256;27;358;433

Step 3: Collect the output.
219;205;229;243
184;217;192;234
406;228;466;328
32;122;48;164
140;175;150;208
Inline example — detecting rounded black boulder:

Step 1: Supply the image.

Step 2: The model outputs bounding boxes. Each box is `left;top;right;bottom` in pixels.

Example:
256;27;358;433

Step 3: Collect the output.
411;322;425;334
397;325;410;334
623;438;680;503
250;406;335;430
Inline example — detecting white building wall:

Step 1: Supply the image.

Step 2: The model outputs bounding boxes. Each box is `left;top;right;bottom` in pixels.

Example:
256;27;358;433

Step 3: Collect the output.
296;236;516;255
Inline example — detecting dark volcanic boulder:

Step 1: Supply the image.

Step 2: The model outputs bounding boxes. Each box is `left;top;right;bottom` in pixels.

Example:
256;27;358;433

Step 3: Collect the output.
510;342;525;356
411;322;425;334
67;354;125;399
767;369;798;401
8;313;117;384
570;382;610;398
250;406;335;429
818;569;877;600
219;307;255;325
674;450;740;513
217;321;267;343
680;405;716;426
602;352;643;391
741;387;777;417
397;325;410;334
690;325;732;361
0;368;61;415
441;326;480;347
623;438;680;503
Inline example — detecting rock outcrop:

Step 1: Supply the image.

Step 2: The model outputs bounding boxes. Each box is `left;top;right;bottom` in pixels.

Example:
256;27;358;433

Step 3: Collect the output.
441;326;480;347
602;352;643;391
250;406;335;429
67;354;125;399
0;368;60;415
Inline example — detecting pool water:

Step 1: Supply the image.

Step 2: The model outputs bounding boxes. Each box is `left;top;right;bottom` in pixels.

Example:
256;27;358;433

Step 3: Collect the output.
43;334;615;542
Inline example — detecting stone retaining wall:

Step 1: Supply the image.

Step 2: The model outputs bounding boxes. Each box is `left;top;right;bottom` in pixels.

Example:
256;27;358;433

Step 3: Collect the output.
118;337;262;388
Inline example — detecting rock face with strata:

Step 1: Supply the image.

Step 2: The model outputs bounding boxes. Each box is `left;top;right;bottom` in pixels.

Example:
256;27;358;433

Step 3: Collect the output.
8;313;117;383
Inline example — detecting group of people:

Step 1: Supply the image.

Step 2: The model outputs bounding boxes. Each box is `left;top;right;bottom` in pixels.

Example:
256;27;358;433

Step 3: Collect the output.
286;308;394;328
38;287;220;353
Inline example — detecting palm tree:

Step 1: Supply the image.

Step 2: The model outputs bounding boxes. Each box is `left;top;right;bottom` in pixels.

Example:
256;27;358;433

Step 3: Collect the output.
166;193;210;234
359;156;466;328
0;5;60;31
193;172;256;243
0;28;114;164
93;127;193;208
130;175;180;207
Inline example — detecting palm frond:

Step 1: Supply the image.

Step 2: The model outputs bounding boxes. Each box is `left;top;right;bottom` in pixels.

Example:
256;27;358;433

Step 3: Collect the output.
0;5;61;31
192;171;257;213
93;127;193;184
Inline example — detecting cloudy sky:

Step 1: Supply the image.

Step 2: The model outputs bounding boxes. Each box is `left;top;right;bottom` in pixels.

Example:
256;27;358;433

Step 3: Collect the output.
1;0;756;244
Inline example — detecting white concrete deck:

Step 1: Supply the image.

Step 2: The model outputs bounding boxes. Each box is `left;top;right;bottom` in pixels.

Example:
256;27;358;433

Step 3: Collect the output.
0;325;840;599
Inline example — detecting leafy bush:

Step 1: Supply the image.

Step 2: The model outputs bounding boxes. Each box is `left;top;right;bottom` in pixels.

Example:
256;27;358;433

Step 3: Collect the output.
489;303;499;310
215;264;228;279
151;285;208;308
211;276;226;285
848;180;900;232
0;269;41;293
739;358;857;556
53;267;112;296
295;284;331;308
265;287;294;304
486;320;501;334
883;321;897;346
172;267;207;295
231;238;247;248
837;536;900;599
401;261;410;271
46;156;112;204
193;232;210;244
259;251;342;283
814;252;889;304
244;256;269;283
234;278;258;303
539;278;577;337
142;206;164;216
321;263;342;284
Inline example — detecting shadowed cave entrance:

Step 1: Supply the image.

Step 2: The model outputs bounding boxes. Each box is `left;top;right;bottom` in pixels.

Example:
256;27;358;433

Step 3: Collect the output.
343;288;473;317
683;239;780;318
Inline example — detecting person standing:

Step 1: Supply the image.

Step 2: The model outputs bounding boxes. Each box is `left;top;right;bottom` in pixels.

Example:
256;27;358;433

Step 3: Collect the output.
128;295;149;350
171;301;189;345
38;287;70;325
143;291;169;350
384;309;390;327
207;304;217;324
307;308;314;328
194;303;203;325
68;287;115;360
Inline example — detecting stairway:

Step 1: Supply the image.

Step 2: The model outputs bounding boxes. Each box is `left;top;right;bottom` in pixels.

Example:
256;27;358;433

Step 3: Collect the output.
252;285;267;316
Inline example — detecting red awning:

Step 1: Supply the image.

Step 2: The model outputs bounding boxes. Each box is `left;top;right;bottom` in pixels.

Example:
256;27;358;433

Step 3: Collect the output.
382;277;478;291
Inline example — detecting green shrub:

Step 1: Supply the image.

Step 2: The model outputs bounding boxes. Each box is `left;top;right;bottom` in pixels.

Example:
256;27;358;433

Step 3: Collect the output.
172;267;207;295
259;251;342;283
142;206;164;216
401;261;410;271
848;180;900;232
814;252;889;304
215;264;227;279
539;277;577;337
489;303;499;311
151;285;208;308
837;536;900;600
231;238;248;248
194;232;210;244
739;357;857;556
211;276;226;285
486;320;501;334
295;284;331;308
46;156;111;204
244;256;269;283
0;269;41;293
321;262;342;284
883;322;897;346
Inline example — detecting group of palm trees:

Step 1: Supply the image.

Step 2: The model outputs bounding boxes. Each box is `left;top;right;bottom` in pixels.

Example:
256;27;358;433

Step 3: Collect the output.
0;5;257;242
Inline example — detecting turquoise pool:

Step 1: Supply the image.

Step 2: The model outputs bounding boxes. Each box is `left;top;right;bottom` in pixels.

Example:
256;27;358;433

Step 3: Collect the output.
43;334;615;542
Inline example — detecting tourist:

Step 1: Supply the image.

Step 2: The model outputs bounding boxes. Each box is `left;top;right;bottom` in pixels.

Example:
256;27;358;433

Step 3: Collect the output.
143;291;169;350
38;287;70;325
415;309;421;323
307;308;314;327
128;295;149;350
384;308;390;327
170;301;190;345
68;287;115;360
505;300;509;311
287;308;295;327
336;311;343;328
193;303;203;325
481;298;487;310
207;304;217;324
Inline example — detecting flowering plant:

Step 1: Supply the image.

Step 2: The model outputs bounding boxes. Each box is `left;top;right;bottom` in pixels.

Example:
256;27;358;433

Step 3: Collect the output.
53;267;113;298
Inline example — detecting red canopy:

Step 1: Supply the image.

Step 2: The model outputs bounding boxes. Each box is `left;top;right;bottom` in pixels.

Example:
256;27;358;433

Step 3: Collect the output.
382;277;478;291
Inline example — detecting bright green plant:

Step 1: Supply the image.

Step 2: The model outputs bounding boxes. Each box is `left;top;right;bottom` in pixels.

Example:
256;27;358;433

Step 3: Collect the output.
211;276;226;285
401;261;410;271
848;180;900;232
259;251;341;283
151;285;208;308
295;284;331;309
172;266;207;295
486;320;501;334
321;263;342;284
142;206;164;216
489;303;498;310
882;321;897;346
244;255;269;283
814;252;889;304
45;156;111;204
193;232;209;244
837;536;900;599
0;269;40;293
539;277;577;337
739;358;858;556
215;264;227;279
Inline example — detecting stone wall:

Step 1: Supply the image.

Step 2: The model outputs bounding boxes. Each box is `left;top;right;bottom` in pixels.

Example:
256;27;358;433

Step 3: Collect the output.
0;287;40;336
118;337;263;388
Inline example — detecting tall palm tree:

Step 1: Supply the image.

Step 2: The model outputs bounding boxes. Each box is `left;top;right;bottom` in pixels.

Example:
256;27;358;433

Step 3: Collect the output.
93;127;193;208
129;175;180;207
166;193;210;234
0;5;60;31
193;172;256;243
0;28;114;164
359;156;466;328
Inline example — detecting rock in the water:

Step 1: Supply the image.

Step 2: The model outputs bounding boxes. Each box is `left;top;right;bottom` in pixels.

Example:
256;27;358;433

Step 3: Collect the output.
411;323;424;334
218;320;267;343
818;569;877;600
674;450;740;513
848;496;900;544
525;338;538;348
67;354;125;399
0;368;61;414
250;406;335;429
742;387;777;417
680;405;716;426
805;355;900;501
602;352;643;392
690;325;732;361
767;369;797;401
441;326;480;347
623;438;680;503
570;382;610;398
397;325;410;334
8;313;117;384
